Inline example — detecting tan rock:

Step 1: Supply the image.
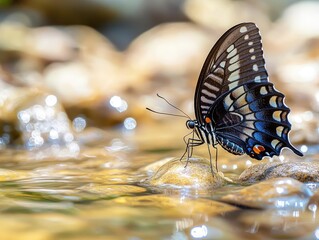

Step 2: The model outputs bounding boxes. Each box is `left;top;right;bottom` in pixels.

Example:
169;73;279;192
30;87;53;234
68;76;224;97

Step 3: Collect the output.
221;177;312;209
143;157;228;189
239;161;319;183
113;194;238;218
125;22;211;80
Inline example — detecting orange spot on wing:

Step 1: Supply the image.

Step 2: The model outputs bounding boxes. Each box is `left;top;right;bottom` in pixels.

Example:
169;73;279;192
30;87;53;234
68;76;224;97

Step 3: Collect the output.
205;117;212;123
253;145;265;154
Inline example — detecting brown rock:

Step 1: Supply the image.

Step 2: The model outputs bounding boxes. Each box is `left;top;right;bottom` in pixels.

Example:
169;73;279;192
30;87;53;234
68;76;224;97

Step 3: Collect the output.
239;161;319;184
221;177;312;209
125;22;211;80
143;157;228;189
113;194;238;218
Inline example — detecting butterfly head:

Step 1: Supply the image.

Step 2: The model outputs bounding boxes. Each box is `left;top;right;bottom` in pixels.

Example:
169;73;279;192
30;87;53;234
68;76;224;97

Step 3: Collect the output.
186;120;197;129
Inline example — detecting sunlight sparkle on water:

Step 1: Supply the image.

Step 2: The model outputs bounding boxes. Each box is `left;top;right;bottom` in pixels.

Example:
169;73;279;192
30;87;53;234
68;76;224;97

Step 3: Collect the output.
292;210;300;217
18;110;30;123
275;187;285;194
245;160;252;166
191;225;208;238
124;117;137;130
105;138;127;152
301;145;308;153
45;95;57;107
49;129;59;140
308;204;317;212
110;96;122;108
73;116;86;132
110;96;128;112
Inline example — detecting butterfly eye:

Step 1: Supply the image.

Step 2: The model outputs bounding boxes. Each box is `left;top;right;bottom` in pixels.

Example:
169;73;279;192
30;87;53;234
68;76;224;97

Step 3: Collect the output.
186;120;195;129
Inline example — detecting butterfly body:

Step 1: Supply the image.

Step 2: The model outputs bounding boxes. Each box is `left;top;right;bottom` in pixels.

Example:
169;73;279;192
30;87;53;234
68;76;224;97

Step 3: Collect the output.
187;22;303;160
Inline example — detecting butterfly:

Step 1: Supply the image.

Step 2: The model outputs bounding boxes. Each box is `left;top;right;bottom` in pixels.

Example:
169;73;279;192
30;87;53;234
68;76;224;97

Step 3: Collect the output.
185;22;303;160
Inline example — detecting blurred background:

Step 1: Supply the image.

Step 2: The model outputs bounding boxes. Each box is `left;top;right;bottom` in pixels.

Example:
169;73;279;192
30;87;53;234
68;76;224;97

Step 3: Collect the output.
0;0;317;154
0;1;318;239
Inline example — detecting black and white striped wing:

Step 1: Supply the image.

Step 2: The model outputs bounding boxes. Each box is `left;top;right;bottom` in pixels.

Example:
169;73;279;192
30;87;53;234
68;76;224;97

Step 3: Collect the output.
194;22;303;159
194;22;267;123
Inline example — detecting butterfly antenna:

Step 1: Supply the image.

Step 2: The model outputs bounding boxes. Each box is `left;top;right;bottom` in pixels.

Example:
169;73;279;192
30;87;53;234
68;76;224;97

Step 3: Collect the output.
156;94;191;119
146;107;189;118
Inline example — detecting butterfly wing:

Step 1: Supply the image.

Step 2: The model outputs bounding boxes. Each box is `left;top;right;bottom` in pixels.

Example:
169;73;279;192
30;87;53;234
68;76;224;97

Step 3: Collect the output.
194;22;302;159
212;82;302;159
195;22;267;123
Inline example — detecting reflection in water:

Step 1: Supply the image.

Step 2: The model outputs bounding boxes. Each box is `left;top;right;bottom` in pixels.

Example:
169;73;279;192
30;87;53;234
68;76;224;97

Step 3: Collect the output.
309;204;318;213
106;138;128;152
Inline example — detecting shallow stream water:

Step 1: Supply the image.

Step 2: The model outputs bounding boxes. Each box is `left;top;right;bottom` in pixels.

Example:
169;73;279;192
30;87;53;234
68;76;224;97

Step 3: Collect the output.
0;119;317;240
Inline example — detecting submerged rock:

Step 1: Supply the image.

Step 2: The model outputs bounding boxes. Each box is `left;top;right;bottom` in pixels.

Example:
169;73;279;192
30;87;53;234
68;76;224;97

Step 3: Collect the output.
221;177;312;209
113;194;238;218
78;184;146;197
239;161;319;184
142;157;228;189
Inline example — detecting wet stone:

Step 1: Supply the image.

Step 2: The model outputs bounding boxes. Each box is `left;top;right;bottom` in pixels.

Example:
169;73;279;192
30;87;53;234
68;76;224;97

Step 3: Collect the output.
239;161;319;184
139;157;175;177
113;194;238;218
142;157;227;189
221;177;312;209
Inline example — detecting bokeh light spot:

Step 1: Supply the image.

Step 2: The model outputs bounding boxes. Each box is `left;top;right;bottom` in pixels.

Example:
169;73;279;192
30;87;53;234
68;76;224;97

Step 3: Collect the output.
124;117;137;130
45;95;58;107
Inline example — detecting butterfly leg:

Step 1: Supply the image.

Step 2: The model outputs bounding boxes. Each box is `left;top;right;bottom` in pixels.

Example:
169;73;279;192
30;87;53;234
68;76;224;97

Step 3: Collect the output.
180;130;203;163
180;136;203;161
180;131;194;161
211;133;219;172
212;144;219;172
184;137;204;168
183;129;204;168
207;143;216;175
